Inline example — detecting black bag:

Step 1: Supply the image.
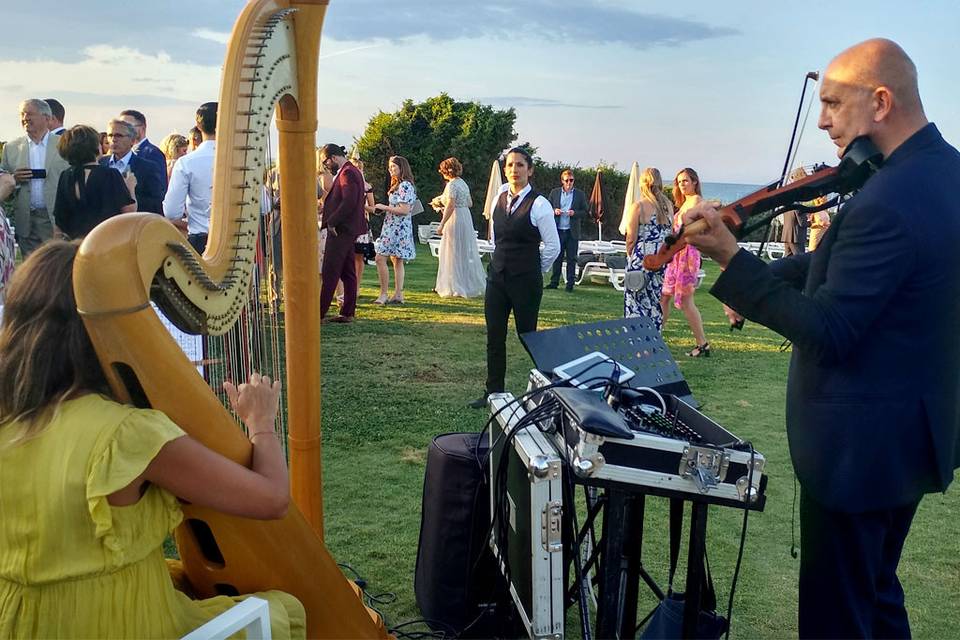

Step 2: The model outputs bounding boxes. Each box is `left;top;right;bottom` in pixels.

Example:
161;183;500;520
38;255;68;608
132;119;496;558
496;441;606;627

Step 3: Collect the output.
639;499;728;639
414;433;509;637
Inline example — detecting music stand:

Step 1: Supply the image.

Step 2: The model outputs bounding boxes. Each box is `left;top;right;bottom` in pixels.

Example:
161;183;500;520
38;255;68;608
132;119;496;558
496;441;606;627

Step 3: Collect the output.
520;317;697;407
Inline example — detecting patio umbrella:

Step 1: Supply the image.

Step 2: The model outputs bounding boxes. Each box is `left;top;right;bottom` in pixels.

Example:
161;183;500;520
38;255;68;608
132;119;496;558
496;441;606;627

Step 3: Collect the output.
588;169;609;240
482;158;504;241
618;161;641;236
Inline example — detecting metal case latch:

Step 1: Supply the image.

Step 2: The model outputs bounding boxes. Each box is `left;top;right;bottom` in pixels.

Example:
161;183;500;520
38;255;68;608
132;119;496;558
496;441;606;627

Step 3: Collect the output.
679;446;730;493
541;501;563;553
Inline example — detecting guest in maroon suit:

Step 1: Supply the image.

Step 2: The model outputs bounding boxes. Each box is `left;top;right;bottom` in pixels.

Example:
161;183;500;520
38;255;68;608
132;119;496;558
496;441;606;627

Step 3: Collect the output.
318;143;367;323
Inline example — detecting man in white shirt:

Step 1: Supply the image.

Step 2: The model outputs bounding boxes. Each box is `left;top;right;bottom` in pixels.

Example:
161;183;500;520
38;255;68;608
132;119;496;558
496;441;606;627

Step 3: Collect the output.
163;102;217;253
0;98;68;255
469;147;560;408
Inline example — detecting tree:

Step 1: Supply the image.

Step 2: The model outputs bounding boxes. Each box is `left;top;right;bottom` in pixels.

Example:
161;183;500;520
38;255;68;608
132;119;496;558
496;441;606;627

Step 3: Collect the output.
354;94;518;230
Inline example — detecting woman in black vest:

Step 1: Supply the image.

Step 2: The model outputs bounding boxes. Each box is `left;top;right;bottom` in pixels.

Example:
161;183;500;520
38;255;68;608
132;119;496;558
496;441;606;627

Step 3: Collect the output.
468;148;560;408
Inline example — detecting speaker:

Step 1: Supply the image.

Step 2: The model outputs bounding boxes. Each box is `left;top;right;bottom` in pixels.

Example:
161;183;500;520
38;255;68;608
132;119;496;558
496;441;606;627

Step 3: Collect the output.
414;432;514;637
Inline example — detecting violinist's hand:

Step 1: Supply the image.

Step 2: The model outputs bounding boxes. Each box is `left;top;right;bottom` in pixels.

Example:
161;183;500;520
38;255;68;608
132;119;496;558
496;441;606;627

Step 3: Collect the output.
683;201;740;269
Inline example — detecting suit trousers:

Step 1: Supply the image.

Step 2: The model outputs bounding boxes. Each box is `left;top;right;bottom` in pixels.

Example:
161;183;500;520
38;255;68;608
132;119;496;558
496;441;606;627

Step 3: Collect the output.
484;270;543;394
550;228;578;289
17;207;53;257
798;491;919;639
320;231;357;318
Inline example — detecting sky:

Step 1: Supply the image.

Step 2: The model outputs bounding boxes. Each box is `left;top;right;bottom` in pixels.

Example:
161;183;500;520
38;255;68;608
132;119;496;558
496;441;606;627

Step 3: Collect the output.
0;1;955;184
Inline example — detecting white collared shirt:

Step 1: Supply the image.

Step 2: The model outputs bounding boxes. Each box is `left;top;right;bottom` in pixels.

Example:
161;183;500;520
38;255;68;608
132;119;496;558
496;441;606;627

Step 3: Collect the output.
27;132;49;209
496;183;561;272
108;151;133;175
163;140;215;234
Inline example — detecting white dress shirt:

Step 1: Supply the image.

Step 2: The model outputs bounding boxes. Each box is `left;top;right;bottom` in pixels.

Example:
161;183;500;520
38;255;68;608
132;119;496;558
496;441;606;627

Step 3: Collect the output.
107;150;133;175
27;132;49;209
497;183;561;272
163;140;215;234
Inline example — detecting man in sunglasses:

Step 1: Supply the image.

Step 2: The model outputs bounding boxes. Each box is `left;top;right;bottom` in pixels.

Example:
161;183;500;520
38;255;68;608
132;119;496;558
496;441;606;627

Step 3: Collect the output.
545;169;587;292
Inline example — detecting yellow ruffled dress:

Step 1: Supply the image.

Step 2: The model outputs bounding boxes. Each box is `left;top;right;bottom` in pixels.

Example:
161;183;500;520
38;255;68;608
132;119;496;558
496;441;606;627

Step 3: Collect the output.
0;394;305;639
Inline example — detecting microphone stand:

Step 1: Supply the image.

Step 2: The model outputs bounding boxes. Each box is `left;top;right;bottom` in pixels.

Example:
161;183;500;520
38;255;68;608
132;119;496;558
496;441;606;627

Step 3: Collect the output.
762;71;821;251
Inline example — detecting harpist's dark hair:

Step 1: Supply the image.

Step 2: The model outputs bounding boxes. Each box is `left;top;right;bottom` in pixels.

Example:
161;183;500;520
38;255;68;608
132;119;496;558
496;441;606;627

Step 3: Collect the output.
0;242;110;446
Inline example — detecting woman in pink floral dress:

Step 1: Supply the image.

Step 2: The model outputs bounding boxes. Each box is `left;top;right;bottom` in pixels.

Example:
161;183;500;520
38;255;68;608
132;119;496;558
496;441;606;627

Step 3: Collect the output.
661;168;710;357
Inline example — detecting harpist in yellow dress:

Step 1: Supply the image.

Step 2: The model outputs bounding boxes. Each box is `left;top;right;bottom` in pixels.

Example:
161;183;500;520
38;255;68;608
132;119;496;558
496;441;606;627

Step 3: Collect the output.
0;394;305;639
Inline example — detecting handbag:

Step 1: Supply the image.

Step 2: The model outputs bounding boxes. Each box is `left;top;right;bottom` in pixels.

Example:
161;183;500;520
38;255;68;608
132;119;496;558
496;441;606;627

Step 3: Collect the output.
409;198;424;216
624;269;648;292
638;499;728;639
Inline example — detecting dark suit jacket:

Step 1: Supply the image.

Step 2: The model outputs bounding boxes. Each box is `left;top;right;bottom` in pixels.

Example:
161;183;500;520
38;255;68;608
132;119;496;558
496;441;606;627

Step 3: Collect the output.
547;186;588;240
135;138;168;188
321;161;367;238
711;124;960;513
99;154;166;215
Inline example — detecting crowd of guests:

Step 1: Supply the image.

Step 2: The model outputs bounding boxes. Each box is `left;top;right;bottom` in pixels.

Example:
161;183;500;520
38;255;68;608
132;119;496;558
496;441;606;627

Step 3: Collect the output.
0;97;226;307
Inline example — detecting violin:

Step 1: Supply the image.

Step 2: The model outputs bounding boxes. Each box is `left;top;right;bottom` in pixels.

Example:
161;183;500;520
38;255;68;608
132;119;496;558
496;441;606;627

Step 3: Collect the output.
642;136;884;271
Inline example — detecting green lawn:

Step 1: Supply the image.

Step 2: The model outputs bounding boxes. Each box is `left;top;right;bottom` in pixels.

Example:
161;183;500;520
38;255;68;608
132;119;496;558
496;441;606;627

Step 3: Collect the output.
317;250;960;638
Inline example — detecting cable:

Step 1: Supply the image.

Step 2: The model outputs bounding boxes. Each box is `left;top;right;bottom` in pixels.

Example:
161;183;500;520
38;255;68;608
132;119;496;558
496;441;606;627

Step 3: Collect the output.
723;442;756;640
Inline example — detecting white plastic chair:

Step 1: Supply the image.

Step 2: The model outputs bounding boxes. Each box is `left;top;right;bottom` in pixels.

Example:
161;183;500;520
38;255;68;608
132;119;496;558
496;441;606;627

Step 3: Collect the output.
765;242;786;260
428;238;441;258
181;597;271;640
576;262;612;285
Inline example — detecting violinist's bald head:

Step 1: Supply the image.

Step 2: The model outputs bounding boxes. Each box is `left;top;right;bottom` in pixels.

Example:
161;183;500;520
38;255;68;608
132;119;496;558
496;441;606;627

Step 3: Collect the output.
827;38;923;115
819;38;928;157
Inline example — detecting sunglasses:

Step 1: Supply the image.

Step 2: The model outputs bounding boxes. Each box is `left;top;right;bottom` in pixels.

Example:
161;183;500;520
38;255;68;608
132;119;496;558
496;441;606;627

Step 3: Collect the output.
562;178;574;183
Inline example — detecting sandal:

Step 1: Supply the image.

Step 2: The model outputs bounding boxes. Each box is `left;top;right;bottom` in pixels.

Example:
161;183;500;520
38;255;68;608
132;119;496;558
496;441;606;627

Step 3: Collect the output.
388;297;405;305
373;296;388;305
729;318;745;332
687;342;711;358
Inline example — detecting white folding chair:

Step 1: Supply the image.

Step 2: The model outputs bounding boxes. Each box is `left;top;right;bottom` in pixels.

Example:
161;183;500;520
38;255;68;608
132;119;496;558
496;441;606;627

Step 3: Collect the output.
181;597;271;640
429;238;441;258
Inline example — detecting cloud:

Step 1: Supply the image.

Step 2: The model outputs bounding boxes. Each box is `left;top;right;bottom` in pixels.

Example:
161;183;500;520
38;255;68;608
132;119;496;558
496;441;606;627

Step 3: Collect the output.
192;29;231;45
325;0;738;49
477;96;623;110
319;43;385;60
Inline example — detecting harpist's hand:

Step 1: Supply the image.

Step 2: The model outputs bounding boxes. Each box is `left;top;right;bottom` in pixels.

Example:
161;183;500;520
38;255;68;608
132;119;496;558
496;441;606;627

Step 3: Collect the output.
224;373;282;437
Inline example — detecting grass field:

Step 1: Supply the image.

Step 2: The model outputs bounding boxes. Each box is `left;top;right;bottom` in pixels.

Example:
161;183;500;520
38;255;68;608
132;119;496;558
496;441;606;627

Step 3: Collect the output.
311;249;959;638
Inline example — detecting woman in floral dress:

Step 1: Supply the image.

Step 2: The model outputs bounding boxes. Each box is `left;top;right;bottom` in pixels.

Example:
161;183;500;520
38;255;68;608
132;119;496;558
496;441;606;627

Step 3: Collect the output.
661;167;710;356
373;155;417;304
621;167;673;330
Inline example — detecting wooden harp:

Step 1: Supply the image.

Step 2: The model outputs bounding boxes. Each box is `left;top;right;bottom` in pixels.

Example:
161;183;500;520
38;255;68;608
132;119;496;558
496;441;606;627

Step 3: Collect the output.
73;1;388;637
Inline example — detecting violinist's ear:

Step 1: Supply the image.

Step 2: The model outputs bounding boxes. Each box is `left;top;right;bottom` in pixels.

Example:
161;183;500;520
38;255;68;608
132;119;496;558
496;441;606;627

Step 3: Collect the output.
871;85;894;123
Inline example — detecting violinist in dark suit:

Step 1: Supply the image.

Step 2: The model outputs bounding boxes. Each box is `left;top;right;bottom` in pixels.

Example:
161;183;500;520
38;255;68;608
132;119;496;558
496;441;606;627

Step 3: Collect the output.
545;169;588;291
685;39;960;638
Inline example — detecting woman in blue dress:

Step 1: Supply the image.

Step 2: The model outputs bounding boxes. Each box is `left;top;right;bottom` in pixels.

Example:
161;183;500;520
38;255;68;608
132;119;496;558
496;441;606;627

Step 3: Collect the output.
621;167;673;330
373;155;417;304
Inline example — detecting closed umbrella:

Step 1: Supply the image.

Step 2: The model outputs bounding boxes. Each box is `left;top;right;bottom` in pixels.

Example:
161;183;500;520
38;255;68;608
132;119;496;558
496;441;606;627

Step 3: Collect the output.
482;158;504;241
618;161;641;236
588;170;609;240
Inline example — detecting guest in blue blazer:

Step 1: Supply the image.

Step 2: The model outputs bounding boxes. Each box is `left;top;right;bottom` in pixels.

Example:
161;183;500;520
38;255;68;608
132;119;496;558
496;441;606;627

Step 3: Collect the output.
100;119;166;215
685;38;960;638
119;109;168;189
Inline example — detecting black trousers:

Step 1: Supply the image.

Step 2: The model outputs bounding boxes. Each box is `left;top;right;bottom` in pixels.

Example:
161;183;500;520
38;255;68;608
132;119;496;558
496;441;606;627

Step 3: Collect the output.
188;233;208;254
484;270;543;394
798;491;919;639
550;228;578;288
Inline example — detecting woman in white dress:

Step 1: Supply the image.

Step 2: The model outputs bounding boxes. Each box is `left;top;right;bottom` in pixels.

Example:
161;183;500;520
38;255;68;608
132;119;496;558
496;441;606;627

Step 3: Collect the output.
432;157;487;298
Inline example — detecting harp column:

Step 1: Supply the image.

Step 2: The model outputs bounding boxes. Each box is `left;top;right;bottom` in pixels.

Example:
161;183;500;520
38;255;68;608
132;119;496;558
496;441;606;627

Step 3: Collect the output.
277;0;326;539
